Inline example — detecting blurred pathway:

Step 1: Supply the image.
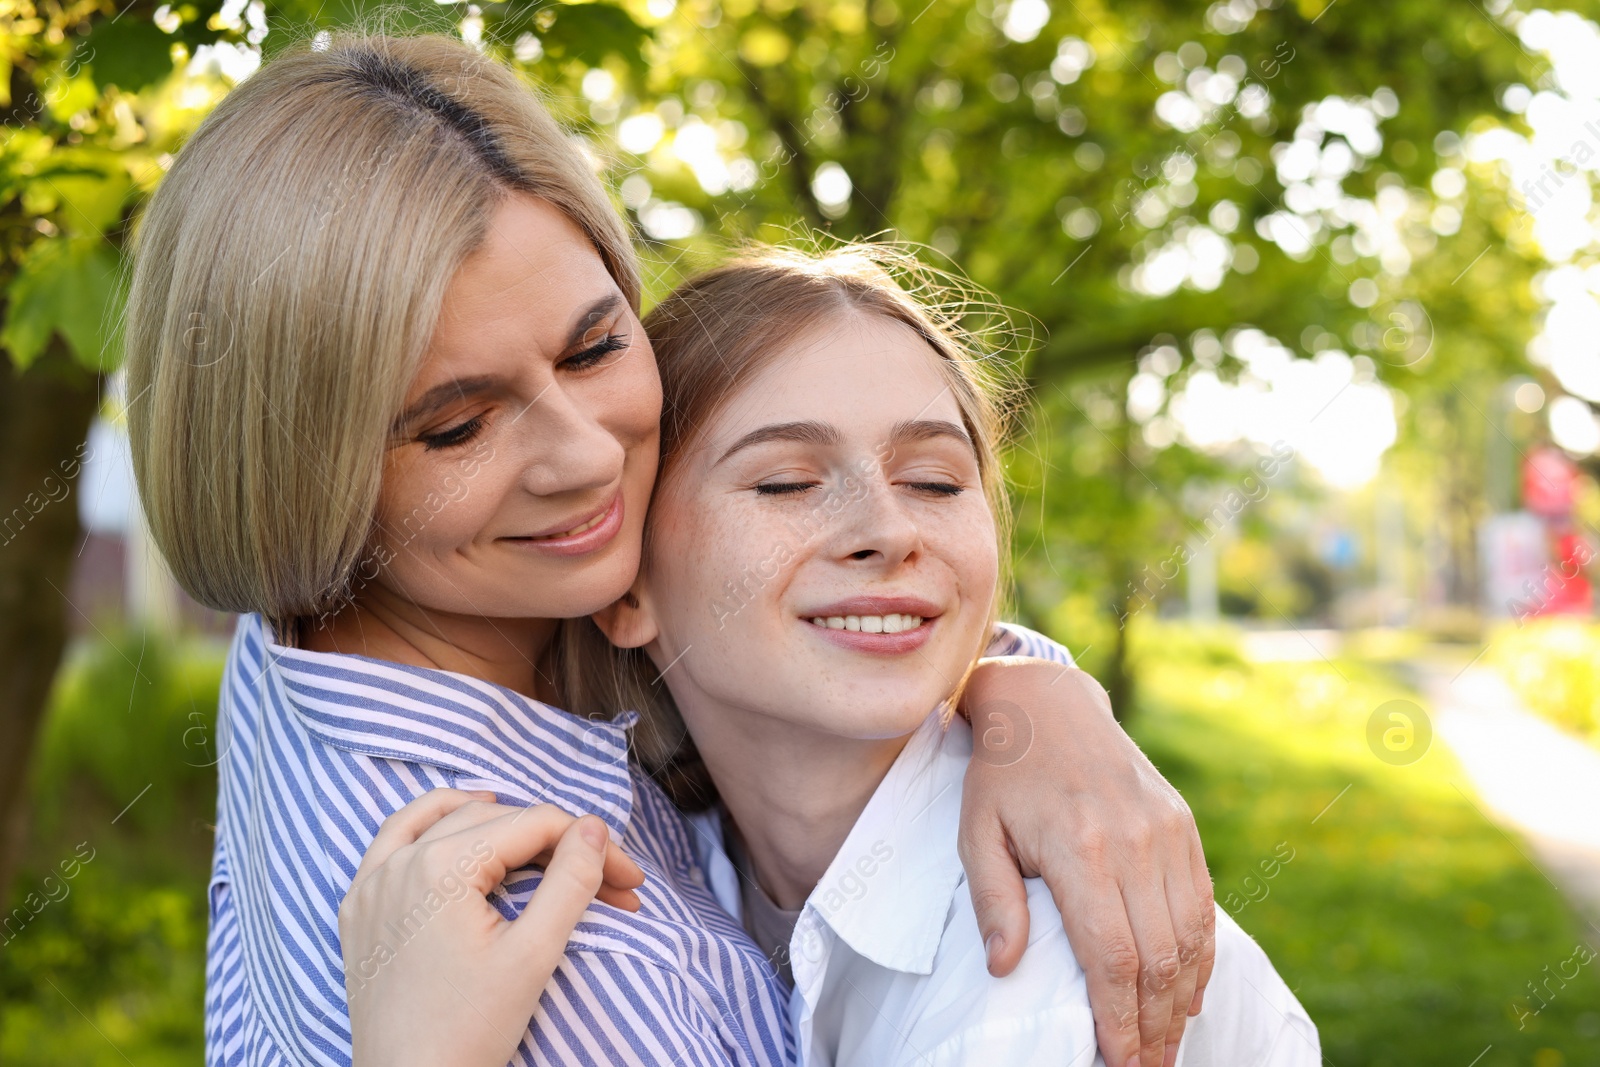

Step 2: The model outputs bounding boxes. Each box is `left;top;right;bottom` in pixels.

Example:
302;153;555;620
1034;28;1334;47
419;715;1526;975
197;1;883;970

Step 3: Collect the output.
1414;659;1600;932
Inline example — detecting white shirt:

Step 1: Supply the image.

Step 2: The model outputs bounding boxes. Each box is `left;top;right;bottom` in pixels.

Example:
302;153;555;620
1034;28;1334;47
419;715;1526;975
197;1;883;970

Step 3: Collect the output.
693;709;1321;1067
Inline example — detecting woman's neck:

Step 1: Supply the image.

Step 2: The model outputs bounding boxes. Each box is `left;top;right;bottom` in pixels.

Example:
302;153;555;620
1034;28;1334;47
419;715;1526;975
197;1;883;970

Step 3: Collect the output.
687;707;910;911
303;591;560;701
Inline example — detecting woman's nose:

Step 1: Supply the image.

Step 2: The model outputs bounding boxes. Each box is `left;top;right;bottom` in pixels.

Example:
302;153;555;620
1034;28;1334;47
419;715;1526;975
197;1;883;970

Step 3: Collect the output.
509;384;625;497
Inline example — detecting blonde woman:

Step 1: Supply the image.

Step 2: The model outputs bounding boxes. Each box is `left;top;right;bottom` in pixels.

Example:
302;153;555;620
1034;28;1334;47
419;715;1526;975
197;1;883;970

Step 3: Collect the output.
126;31;1215;1067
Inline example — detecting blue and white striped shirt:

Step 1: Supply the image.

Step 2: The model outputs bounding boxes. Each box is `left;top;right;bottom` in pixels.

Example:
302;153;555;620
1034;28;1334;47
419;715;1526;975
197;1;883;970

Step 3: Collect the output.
203;613;796;1067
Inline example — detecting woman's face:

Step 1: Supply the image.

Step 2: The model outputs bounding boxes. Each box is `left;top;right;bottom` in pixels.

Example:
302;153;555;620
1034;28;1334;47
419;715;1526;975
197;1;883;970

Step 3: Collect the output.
627;310;998;739
369;194;660;622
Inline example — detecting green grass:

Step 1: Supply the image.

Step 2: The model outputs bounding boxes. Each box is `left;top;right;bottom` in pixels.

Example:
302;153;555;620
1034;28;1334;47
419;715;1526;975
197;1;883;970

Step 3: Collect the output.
5;625;1600;1064
1128;624;1600;1066
1;631;220;1066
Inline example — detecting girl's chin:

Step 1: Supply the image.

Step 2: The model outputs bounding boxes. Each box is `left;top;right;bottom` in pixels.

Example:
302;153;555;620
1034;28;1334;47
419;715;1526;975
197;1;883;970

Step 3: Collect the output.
790;695;949;739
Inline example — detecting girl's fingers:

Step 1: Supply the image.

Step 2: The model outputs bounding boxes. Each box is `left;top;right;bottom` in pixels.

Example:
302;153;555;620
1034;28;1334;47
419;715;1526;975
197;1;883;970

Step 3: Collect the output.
523;841;645;913
503;816;612;992
351;788;495;891
411;799;528;846
429;805;644;901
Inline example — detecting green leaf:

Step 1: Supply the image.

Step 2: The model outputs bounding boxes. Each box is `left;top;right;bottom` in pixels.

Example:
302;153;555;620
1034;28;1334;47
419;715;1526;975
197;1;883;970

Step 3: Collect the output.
3;236;123;372
487;0;651;74
261;0;459;36
79;20;177;94
26;151;134;237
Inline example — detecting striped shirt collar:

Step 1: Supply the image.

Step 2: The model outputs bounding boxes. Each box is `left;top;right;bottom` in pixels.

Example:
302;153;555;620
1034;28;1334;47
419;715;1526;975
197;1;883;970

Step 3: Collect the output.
261;621;638;834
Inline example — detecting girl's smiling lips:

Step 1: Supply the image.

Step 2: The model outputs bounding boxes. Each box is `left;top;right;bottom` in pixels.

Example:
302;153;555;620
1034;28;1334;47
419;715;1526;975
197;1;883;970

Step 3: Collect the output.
502;492;624;556
799;595;942;655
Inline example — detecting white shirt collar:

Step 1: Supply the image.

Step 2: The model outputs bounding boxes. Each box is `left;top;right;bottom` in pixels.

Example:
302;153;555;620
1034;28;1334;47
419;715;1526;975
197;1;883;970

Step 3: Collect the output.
799;709;972;977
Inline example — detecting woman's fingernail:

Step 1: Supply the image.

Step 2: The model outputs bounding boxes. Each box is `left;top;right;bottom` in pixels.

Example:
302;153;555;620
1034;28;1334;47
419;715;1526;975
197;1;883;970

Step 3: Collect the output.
579;817;608;849
984;932;1005;973
1125;1056;1141;1067
470;790;497;801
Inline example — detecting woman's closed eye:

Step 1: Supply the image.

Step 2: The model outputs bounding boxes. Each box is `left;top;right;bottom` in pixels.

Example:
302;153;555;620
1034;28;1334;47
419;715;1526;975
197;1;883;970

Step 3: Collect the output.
420;413;487;451
563;332;629;371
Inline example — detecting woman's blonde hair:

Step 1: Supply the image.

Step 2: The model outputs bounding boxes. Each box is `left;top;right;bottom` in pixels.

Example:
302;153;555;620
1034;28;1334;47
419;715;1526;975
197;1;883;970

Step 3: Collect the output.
124;31;639;638
556;241;1025;807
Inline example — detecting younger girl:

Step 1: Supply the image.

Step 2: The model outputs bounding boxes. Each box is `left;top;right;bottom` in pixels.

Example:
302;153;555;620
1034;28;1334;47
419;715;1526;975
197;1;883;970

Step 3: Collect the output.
582;244;1322;1065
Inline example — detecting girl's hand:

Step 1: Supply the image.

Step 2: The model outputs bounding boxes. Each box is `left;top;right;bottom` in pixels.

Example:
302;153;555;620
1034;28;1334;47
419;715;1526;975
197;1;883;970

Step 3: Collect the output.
340;788;647;1067
957;659;1215;1067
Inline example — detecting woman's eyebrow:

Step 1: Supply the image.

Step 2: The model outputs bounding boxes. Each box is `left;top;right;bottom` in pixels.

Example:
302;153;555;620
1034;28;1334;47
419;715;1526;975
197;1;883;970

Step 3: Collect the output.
716;420;841;464
567;293;624;347
391;294;623;435
392;375;500;435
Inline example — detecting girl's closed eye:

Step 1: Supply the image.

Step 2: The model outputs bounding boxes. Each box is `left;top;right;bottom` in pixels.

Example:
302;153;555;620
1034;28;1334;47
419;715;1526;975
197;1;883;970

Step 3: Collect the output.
905;480;965;496
754;480;821;496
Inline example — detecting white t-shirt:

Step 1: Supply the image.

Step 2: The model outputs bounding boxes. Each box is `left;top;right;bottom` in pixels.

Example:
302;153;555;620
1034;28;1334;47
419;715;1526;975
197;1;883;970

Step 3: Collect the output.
692;711;1321;1066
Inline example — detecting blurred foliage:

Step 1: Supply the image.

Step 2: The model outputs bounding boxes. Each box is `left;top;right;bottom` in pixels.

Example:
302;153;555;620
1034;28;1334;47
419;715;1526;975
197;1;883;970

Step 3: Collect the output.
1131;622;1600;1063
4;0;1587;689
1;631;220;1064
1488;617;1600;744
9;0;1600;1059
545;0;1573;700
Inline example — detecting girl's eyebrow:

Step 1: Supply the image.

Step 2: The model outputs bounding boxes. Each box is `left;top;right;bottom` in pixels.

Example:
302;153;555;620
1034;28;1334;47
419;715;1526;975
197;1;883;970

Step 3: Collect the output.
888;418;973;450
715;417;972;466
717;420;840;464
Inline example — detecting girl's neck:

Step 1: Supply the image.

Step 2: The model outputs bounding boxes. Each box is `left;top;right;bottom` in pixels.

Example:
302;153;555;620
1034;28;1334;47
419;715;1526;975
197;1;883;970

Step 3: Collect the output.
689;708;910;911
303;591;560;701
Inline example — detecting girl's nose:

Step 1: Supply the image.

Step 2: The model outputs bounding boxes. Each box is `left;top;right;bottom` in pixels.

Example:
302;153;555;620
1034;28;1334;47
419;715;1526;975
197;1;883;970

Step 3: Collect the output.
830;473;923;569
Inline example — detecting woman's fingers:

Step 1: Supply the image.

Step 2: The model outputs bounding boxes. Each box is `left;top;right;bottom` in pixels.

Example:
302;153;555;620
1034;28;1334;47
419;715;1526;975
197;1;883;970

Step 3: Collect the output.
955;801;1032;977
351;788;495;891
1048;871;1143;1067
1155;867;1204;1066
1186;839;1218;1016
1120;877;1178;1067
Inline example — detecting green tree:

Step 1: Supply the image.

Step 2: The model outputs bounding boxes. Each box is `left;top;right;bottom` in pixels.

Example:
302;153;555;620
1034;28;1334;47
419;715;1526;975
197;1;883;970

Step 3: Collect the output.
582;0;1558;707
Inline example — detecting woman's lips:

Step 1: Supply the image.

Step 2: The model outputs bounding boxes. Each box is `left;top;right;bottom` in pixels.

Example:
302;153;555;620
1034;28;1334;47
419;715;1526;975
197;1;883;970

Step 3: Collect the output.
503;494;624;557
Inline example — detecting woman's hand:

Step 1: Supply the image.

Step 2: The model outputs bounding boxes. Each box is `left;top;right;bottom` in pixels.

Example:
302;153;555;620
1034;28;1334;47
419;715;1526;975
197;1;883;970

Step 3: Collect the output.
340;788;646;1067
957;658;1215;1067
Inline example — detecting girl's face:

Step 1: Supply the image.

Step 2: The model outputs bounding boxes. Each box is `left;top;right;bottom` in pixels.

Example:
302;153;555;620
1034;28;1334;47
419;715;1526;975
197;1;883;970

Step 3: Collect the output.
620;310;999;739
369;194;661;622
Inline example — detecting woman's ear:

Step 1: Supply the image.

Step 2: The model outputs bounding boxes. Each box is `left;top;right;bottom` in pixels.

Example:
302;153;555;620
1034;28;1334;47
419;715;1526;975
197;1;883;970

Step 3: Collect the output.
592;585;660;649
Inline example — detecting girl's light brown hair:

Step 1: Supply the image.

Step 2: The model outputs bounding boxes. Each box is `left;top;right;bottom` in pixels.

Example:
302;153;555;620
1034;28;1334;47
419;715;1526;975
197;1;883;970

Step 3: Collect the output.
556;241;1026;806
124;31;638;639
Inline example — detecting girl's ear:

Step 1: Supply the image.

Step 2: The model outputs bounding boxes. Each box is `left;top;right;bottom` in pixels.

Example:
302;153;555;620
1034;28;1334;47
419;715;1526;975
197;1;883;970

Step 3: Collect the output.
592;585;660;649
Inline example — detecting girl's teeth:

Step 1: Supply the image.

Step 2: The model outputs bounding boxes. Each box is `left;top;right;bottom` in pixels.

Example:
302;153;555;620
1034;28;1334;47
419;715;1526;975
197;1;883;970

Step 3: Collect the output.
807;614;925;633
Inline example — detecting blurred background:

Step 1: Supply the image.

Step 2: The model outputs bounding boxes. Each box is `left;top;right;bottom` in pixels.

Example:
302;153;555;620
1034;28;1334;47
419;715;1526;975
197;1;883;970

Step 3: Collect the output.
4;0;1600;1061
